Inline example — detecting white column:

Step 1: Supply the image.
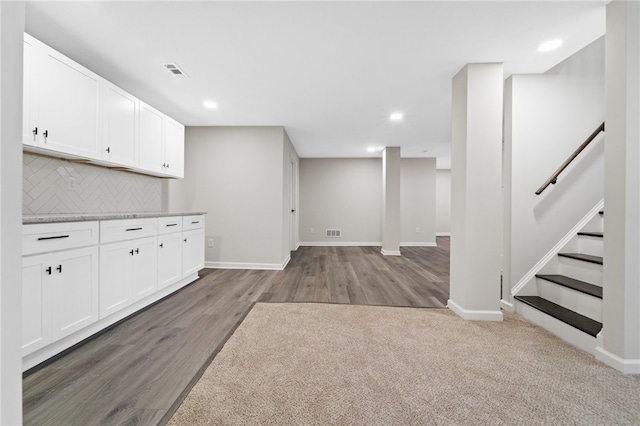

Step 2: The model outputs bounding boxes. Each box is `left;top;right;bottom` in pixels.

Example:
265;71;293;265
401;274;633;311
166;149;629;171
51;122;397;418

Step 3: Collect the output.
0;1;25;423
596;0;640;374
381;147;401;256
448;63;503;321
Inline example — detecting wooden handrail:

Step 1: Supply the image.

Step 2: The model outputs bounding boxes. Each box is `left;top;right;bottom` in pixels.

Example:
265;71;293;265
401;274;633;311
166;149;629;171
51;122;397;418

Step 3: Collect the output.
535;122;605;195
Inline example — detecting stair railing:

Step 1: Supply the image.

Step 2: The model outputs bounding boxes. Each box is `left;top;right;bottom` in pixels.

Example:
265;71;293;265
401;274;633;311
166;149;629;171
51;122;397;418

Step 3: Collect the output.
535;122;605;195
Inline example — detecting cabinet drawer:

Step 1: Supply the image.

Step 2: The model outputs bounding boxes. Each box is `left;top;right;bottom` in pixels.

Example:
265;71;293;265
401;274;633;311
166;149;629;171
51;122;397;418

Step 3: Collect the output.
182;215;205;231
100;218;157;244
158;216;182;235
23;221;99;256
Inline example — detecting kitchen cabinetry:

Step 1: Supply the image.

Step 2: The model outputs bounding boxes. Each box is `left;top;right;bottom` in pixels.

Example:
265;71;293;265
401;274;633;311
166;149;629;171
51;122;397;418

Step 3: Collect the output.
182;215;205;276
23;33;185;178
22;222;99;356
158;216;183;290
103;82;138;167
99;218;158;318
23;33;102;159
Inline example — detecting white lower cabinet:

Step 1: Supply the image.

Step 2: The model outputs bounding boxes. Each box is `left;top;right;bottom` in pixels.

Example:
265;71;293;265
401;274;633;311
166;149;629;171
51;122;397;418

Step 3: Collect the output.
99;236;157;318
182;228;205;277
158;232;183;290
22;245;99;356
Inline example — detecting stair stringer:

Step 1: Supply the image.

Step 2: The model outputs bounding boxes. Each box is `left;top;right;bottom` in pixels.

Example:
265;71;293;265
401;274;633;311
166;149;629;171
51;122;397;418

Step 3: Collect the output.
510;198;604;298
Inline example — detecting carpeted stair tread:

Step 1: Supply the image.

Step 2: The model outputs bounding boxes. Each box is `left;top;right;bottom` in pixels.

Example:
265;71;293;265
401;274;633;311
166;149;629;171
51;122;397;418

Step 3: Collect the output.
515;295;602;337
536;274;602;299
577;231;603;238
558;252;603;265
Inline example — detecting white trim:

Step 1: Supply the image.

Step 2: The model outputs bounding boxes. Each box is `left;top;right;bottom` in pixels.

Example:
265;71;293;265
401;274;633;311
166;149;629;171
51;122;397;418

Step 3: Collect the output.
595;345;640;375
511;199;604;296
299;242;382;247
205;255;290;271
500;299;514;312
380;248;402;256
399;242;437;247
447;299;504;321
436;232;451;237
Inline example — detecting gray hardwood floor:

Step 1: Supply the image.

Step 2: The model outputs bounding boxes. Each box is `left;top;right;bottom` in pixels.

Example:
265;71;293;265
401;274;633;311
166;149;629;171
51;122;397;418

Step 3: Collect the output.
23;238;450;425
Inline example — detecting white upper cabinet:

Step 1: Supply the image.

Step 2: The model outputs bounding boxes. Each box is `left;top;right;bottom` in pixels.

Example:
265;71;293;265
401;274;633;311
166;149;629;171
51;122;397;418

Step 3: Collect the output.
24;34;102;159
163;117;185;178
23;34;185;178
103;82;138;167
138;102;164;174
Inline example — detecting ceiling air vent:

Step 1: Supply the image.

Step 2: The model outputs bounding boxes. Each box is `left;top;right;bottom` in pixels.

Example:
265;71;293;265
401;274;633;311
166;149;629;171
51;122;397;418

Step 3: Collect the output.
162;63;189;80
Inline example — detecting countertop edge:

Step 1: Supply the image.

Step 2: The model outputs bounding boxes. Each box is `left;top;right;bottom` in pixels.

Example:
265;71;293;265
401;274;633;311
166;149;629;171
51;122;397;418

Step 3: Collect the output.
23;212;207;224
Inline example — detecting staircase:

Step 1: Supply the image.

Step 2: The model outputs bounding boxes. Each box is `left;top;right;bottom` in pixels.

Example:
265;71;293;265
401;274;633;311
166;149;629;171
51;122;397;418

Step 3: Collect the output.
514;210;604;354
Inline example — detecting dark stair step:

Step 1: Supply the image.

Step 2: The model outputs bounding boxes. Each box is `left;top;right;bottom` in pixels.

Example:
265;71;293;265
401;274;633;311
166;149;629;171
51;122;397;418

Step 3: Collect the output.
515;295;602;337
577;231;603;238
558;252;603;265
536;274;602;298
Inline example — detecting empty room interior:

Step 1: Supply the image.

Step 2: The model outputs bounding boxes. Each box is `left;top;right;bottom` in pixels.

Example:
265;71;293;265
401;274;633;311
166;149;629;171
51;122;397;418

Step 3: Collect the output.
1;1;640;424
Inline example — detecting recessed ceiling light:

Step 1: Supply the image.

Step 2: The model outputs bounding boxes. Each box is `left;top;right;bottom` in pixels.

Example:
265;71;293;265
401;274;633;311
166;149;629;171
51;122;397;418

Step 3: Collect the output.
390;112;404;121
367;147;378;153
538;39;563;52
203;100;218;109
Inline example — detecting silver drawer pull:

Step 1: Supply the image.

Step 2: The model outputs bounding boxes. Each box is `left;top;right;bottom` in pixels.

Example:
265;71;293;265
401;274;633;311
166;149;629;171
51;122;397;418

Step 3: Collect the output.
37;235;70;241
126;227;143;232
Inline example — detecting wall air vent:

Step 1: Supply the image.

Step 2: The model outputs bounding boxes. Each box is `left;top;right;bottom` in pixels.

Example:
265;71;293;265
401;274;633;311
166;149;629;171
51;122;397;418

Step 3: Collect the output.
326;229;341;238
162;63;189;80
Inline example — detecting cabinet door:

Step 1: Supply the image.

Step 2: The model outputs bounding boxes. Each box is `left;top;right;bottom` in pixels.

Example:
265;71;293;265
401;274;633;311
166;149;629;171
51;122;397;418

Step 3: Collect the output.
22;255;52;356
182;228;204;277
23;36;39;147
158;233;182;290
50;246;99;341
103;83;138;167
99;240;133;318
131;237;158;302
163;118;185;178
138;103;164;174
37;44;102;159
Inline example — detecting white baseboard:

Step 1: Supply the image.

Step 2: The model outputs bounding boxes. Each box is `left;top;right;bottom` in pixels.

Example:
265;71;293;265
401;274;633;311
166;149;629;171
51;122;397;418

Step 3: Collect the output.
380;248;402;256
436;232;451;237
205;255;290;271
511;198;604;296
447;299;504;321
400;242;437;247
500;299;514;312
595;345;640;375
299;242;382;247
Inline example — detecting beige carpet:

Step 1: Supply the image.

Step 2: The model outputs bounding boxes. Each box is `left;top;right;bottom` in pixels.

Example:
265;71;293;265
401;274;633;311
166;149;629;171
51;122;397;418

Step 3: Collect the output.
169;303;640;425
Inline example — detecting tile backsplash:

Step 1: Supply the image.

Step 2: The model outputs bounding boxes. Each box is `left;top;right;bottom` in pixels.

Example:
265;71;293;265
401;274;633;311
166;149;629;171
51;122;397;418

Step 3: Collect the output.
23;153;162;215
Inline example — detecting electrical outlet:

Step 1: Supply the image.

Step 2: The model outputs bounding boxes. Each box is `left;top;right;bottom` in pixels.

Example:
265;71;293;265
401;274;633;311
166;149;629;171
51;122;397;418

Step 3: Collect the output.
309;227;315;234
415;227;420;233
208;238;214;248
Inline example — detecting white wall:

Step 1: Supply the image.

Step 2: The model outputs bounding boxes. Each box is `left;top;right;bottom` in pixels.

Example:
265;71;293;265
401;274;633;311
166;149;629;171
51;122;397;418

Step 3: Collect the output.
400;158;436;245
504;37;605;294
299;158;382;245
168;126;295;269
436;169;451;236
1;1;25;423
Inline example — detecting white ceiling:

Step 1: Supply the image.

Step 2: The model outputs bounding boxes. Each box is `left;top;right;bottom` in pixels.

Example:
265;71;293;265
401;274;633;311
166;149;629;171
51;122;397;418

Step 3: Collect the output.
25;1;607;168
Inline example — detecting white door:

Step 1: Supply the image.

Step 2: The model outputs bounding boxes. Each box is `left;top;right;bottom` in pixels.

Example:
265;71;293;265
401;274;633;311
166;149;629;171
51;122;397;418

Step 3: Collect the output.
290;161;297;251
131;237;158;302
158;233;183;290
50;246;99;341
100;241;133;318
138;103;164;173
163;118;185;177
103;83;138;167
37;46;102;159
23;36;38;147
22;254;52;356
182;228;204;276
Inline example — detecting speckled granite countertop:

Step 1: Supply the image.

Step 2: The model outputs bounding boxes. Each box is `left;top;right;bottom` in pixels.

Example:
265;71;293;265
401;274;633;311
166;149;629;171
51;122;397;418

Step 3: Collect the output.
23;212;207;224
